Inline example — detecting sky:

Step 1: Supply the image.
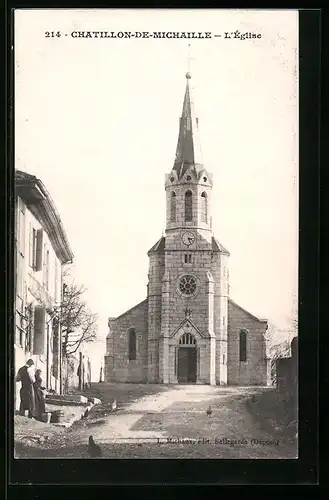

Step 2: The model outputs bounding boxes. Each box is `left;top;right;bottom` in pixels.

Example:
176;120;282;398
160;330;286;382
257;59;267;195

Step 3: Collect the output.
15;9;298;380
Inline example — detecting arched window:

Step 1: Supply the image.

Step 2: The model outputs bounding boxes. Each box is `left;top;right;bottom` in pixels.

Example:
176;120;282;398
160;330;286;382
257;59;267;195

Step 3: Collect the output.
239;330;247;362
185;190;193;222
200;192;207;222
128;328;136;361
170;192;176;222
179;333;196;345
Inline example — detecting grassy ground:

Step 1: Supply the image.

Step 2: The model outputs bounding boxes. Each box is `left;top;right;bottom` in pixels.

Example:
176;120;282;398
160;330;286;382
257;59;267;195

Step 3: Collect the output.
14;415;66;456
245;388;298;440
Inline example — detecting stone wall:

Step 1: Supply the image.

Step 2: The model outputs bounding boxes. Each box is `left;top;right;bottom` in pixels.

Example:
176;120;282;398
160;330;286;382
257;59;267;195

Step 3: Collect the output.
227;299;270;385
164;230;214;338
147;252;164;383
276;337;298;412
105;300;148;383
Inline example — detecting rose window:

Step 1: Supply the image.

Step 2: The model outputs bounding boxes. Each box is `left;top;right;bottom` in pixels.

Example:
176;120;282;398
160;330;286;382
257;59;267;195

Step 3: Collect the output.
179;275;197;296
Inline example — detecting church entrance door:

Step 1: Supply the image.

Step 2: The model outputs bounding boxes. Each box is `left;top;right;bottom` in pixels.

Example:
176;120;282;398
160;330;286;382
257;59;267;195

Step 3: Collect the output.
177;347;197;384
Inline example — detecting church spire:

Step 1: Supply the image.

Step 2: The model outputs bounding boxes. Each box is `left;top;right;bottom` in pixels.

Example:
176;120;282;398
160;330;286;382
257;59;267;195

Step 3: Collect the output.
173;72;203;179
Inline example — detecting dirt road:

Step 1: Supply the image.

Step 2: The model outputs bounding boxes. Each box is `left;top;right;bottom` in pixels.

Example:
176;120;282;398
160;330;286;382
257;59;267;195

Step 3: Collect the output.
14;384;297;459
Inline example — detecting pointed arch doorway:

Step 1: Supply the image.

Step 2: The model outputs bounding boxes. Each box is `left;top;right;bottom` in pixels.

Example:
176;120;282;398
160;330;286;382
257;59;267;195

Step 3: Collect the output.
177;332;197;384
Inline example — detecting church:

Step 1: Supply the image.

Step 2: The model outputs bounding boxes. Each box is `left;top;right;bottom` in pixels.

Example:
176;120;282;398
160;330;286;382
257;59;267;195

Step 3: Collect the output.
104;72;271;386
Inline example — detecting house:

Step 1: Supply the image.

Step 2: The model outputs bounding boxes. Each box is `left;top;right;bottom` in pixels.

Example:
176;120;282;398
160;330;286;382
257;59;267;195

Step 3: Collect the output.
14;170;74;410
104;72;271;386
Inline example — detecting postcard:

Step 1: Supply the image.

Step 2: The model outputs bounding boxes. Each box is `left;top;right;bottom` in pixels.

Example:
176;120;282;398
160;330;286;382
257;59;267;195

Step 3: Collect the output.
14;8;298;460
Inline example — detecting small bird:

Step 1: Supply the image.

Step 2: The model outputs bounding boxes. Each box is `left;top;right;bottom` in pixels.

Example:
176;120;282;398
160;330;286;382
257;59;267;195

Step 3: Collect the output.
111;399;117;411
82;408;90;419
88;435;102;457
206;405;212;417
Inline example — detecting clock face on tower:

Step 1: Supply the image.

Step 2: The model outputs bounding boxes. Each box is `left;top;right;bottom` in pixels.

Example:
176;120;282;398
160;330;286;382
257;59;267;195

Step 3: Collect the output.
182;231;195;246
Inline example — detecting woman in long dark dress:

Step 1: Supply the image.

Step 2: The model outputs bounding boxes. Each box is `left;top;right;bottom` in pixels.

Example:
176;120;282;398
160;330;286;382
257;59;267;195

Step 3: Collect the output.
33;369;46;421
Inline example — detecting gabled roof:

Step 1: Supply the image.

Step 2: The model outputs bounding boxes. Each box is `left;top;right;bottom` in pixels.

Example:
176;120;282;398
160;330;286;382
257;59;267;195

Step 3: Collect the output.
228;298;268;324
169;317;210;340
147;236;165;255
15;169;74;264
113;298;148;321
212;237;230;256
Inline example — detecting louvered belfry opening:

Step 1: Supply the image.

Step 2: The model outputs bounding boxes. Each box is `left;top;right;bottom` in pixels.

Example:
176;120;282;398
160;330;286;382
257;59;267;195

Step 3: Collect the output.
185;190;193;221
179;332;196;345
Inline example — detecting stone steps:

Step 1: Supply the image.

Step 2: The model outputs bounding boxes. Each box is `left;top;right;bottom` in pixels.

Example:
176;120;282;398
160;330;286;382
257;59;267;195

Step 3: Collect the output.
45;394;101;407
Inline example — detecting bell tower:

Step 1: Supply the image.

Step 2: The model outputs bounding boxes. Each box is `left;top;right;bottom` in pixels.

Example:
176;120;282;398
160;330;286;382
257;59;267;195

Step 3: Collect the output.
165;72;213;245
148;67;229;386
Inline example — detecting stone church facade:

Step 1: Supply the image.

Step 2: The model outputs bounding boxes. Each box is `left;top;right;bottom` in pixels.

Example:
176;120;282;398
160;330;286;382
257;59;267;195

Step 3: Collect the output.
105;72;271;386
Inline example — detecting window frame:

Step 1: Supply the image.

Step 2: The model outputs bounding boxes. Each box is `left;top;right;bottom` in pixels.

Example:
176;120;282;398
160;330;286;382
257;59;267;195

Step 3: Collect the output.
128;328;137;361
184;190;193;222
43;246;50;289
30;227;38;270
19;202;26;257
200;191;208;223
170;191;177;222
15;296;25;348
239;330;248;362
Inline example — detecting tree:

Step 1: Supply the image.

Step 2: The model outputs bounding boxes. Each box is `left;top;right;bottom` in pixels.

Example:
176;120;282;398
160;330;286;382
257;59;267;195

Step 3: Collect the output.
53;281;99;357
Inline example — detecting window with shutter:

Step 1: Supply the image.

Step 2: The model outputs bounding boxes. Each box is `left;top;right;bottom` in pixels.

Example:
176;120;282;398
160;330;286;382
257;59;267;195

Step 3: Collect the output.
25;304;34;353
16;200;20;246
33;306;45;355
19;202;26;256
16;255;23;298
28;223;33;267
31;228;38;269
43;246;49;288
55;259;59;302
35;229;43;271
15;296;25;347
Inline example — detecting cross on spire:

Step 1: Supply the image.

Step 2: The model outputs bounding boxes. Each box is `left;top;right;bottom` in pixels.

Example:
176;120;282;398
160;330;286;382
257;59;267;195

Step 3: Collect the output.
186;44;195;78
188;44;191;73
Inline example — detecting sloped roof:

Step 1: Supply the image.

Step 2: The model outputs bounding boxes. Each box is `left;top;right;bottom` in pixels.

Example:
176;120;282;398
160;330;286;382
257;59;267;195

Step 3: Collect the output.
114;298;148;321
228;298;268;324
147;236;165;255
212;237;230;255
172;73;204;179
15;169;74;264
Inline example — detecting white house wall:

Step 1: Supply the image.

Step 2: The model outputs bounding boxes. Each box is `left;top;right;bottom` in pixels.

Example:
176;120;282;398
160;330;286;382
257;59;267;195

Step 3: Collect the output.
15;196;63;410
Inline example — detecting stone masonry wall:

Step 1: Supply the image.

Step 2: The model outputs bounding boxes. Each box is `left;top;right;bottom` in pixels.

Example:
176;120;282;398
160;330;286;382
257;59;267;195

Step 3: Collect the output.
147;252;165;382
276;337;298;414
227;300;269;385
212;252;229;384
164;231;214;338
105;300;148;383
